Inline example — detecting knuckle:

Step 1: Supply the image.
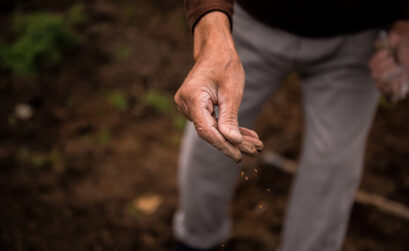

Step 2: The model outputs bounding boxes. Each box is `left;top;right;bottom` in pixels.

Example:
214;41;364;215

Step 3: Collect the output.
174;97;182;109
249;130;260;139
174;92;181;104
218;146;230;155
174;90;193;116
174;90;185;107
194;122;209;139
220;114;238;126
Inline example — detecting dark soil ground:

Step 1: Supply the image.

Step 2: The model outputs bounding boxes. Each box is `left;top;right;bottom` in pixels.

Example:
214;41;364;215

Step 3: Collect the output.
0;1;408;250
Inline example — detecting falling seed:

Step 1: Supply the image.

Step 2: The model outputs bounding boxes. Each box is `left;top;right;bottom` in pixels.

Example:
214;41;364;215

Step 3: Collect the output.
266;188;271;192
252;201;268;216
241;171;245;177
254;169;258;173
244;176;249;181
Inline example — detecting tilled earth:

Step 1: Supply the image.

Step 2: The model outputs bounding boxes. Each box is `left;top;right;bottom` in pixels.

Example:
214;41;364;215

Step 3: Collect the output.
0;1;408;250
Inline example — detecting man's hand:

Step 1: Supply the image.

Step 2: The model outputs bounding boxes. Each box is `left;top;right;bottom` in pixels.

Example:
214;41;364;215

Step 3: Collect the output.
369;21;409;100
174;11;263;162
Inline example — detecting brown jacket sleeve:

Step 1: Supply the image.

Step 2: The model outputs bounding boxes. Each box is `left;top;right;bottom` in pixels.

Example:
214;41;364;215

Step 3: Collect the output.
184;0;235;32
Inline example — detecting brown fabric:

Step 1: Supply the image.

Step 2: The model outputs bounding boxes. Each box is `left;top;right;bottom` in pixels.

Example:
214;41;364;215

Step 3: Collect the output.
184;0;409;37
184;0;234;32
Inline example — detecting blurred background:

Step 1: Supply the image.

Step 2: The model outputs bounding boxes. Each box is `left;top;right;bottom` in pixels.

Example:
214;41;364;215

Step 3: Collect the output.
0;0;408;250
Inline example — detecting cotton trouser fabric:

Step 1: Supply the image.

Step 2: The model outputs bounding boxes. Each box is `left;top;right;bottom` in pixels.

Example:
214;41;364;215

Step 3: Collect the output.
173;4;380;251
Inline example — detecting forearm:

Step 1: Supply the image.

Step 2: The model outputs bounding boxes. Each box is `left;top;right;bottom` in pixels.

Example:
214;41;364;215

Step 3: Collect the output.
193;11;236;61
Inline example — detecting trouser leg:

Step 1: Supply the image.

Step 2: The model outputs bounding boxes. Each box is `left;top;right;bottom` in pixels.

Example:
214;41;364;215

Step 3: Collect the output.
173;60;287;249
173;5;292;249
280;31;380;251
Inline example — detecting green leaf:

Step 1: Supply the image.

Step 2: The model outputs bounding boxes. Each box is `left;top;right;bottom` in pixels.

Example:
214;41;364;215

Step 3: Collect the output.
143;90;173;114
107;91;128;112
1;8;85;77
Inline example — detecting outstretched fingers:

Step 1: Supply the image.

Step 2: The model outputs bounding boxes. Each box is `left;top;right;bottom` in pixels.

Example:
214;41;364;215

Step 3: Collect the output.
236;127;264;156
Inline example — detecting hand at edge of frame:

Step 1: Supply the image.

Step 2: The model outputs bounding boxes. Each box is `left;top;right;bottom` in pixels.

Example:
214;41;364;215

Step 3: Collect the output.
369;21;409;100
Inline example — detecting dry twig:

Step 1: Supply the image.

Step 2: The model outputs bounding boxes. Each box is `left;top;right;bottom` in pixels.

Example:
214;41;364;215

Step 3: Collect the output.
261;150;409;221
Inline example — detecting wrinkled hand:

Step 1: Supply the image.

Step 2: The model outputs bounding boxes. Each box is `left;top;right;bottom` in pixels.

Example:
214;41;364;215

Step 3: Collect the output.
369;49;405;97
174;12;263;162
369;21;409;99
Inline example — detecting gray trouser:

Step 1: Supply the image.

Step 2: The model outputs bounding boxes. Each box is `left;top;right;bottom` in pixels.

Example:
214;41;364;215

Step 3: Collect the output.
173;4;380;251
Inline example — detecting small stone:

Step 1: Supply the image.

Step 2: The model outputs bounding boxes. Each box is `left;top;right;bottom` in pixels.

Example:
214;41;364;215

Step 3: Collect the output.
133;194;162;215
15;103;33;120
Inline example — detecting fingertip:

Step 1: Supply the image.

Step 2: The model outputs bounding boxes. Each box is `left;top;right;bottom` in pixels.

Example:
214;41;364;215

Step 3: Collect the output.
219;125;243;145
227;147;242;163
235;156;243;164
235;148;243;162
229;128;243;143
257;141;264;150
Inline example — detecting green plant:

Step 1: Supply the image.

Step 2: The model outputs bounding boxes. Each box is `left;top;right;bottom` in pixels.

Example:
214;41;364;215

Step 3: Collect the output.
128;203;142;219
0;5;86;77
143;90;186;131
172;114;186;131
143;90;174;114
31;155;46;168
67;4;88;26
65;95;77;108
378;95;395;110
48;150;62;165
113;44;132;62
95;128;111;145
8;115;17;126
107;91;128;112
16;147;48;169
16;147;30;163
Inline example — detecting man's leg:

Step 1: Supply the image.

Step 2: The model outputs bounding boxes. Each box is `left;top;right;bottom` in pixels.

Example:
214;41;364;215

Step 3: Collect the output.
173;4;293;249
280;31;380;251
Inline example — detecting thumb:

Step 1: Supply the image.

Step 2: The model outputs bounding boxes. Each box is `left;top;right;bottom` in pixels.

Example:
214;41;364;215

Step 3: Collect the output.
217;86;243;145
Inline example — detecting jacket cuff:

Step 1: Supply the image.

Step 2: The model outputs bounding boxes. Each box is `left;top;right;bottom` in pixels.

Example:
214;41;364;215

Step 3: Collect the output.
184;0;234;33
